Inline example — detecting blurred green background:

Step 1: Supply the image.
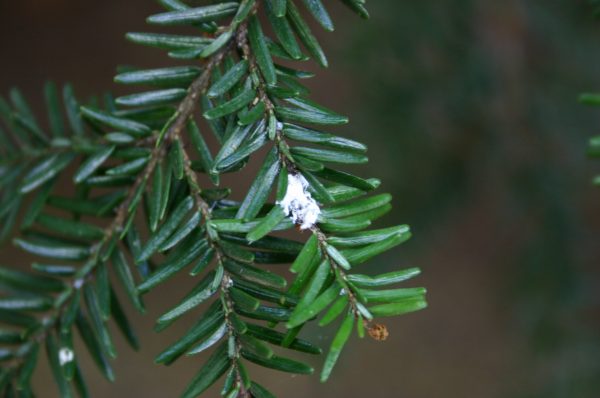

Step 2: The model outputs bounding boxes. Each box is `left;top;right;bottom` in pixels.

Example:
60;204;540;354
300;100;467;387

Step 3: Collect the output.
1;0;600;397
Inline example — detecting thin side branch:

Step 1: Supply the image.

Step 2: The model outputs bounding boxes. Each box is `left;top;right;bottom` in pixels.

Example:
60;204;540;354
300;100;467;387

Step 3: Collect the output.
3;36;235;376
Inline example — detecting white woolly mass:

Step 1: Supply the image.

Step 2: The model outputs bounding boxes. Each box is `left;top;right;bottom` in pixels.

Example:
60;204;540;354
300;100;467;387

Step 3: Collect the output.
59;348;74;366
277;173;321;230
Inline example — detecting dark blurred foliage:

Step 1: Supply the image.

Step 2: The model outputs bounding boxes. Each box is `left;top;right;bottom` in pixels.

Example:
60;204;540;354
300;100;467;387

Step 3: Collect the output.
1;1;600;397
338;0;600;397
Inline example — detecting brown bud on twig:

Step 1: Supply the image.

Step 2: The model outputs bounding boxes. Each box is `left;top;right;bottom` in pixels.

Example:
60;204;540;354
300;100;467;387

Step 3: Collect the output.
368;323;389;341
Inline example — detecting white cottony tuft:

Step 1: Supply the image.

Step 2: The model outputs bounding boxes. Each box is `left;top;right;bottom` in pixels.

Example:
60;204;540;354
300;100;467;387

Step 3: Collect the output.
59;348;74;366
277;172;321;230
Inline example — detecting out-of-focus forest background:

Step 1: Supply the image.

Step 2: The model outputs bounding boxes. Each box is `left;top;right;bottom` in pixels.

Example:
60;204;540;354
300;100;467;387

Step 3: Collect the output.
1;0;600;397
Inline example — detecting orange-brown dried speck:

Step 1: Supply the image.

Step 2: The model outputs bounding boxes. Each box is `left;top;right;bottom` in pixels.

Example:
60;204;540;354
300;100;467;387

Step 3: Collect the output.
368;323;389;341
